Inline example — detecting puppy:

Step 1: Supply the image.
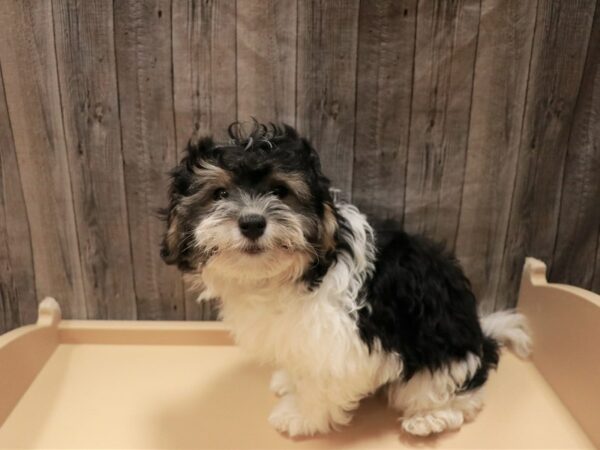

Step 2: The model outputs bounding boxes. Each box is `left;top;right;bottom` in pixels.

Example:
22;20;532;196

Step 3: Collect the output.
160;122;531;437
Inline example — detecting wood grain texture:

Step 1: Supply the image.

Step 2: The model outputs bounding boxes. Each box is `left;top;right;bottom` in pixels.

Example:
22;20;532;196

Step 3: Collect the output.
455;0;538;312
498;0;597;305
0;66;37;334
114;0;184;320
172;0;237;143
236;0;297;124
296;0;360;197
172;0;237;319
0;0;87;319
403;0;481;249
550;2;600;291
52;0;137;320
1;0;600;331
352;0;417;232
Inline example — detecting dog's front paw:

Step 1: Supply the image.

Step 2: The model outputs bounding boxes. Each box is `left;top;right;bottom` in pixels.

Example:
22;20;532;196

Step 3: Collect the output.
270;370;294;397
268;395;330;437
401;409;464;436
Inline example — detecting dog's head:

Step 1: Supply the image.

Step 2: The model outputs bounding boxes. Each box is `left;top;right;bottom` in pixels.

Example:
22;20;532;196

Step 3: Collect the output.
160;122;340;284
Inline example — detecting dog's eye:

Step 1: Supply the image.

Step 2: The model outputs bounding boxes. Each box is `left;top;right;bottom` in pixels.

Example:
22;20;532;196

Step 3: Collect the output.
213;188;229;200
271;185;289;199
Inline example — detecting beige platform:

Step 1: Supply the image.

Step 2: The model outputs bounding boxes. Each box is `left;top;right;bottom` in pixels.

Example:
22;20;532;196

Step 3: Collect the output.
0;258;598;449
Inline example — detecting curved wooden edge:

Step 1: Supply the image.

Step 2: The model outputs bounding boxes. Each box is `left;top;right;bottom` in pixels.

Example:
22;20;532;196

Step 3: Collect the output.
522;257;600;307
3;280;598;445
0;298;61;426
518;257;600;448
0;301;234;428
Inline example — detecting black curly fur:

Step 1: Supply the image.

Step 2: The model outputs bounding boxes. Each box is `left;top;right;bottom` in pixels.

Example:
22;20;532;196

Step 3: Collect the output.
358;231;499;389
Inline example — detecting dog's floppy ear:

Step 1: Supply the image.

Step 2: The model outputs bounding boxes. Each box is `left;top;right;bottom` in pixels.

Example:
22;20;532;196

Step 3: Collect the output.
160;136;214;271
160;172;196;271
160;201;185;266
295;138;340;255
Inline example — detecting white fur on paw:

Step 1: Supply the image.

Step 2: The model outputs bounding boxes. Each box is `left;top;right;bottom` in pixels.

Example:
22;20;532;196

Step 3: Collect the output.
268;395;329;437
402;410;464;436
270;370;293;397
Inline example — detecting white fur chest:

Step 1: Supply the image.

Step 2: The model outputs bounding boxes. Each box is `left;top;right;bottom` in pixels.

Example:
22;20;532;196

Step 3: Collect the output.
211;274;355;370
202;264;399;391
198;203;401;388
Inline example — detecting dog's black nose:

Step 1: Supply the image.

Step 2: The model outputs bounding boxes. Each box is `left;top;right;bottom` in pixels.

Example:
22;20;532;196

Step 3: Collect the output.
238;214;267;240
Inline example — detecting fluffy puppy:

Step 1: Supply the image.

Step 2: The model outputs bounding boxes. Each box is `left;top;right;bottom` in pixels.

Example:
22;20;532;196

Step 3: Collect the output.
160;122;531;437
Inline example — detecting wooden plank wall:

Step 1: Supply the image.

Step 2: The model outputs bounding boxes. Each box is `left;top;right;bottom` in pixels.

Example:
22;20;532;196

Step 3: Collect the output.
0;0;598;332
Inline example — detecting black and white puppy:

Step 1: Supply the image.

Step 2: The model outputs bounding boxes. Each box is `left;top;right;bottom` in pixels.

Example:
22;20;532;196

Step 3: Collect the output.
160;122;531;437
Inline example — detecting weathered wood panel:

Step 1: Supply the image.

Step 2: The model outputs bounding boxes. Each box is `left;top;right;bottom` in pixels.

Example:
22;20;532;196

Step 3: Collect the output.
550;3;600;291
114;0;184;320
53;0;137;319
498;0;597;306
172;0;237;143
455;0;538;312
0;0;599;331
0;0;86;319
296;0;360;197
236;0;297;124
403;0;481;248
352;0;417;232
172;0;237;319
0;66;37;334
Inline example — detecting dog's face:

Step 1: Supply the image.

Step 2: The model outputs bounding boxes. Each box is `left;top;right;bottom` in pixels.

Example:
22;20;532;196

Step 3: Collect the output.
161;123;339;283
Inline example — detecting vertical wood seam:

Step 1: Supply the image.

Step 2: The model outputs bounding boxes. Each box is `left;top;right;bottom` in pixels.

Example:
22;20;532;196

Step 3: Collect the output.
294;0;299;128
135;8;154;298
234;0;239;122
543;5;596;275
402;0;420;228
123;1;158;306
593;0;600;288
495;0;541;310
452;0;483;251
170;0;179;151
347;0;361;201
168;0;186;319
350;0;362;202
549;0;599;270
50;0;88;318
0;60;38;312
112;0;139;319
207;2;212;132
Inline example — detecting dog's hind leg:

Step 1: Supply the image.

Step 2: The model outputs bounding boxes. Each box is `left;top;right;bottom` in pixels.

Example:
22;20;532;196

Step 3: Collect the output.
395;389;484;436
387;355;485;436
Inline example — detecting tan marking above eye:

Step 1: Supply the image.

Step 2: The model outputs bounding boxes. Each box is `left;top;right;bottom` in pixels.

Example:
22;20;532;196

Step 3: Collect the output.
271;172;311;202
193;160;231;186
186;161;233;204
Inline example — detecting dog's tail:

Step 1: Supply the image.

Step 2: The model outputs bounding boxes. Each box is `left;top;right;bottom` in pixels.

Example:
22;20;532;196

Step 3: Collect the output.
480;310;532;359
